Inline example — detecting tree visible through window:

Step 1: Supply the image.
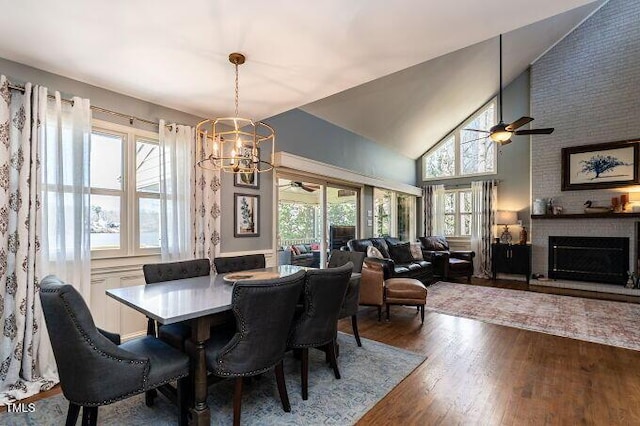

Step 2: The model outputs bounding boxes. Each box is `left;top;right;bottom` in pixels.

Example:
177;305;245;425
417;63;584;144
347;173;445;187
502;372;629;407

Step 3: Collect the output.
423;99;497;180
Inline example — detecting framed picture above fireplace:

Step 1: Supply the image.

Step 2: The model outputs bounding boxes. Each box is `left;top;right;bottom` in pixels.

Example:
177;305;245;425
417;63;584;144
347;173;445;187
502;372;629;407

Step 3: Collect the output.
561;140;640;191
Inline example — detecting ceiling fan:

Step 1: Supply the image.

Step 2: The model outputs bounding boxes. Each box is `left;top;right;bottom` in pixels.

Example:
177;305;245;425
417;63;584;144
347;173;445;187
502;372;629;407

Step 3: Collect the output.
278;181;320;192
465;34;554;145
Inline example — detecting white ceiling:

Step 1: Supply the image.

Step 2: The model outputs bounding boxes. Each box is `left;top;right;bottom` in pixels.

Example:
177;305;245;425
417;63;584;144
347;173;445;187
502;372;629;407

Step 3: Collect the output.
0;0;599;138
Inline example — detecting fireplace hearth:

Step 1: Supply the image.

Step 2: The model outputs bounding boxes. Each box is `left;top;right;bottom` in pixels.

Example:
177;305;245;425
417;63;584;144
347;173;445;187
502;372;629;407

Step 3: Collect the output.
548;236;629;285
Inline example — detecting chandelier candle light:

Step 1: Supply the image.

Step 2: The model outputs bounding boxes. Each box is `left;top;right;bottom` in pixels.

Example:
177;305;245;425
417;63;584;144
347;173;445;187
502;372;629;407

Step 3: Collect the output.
196;53;275;173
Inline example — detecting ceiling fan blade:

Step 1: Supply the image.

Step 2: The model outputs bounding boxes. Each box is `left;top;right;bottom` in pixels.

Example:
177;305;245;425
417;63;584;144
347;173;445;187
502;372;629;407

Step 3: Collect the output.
514;128;555;135
500;139;512;146
505;117;533;131
464;128;490;133
301;185;316;192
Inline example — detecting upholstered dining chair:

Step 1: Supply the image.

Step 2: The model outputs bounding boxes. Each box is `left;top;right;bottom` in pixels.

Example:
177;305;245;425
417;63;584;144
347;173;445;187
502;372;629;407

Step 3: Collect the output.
288;262;353;400
327;250;366;346
213;253;266;273
142;259;211;350
40;275;190;426
204;270;306;426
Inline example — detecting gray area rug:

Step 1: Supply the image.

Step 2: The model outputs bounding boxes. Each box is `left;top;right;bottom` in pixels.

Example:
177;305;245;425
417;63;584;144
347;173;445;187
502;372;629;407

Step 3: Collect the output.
427;281;640;350
4;332;425;425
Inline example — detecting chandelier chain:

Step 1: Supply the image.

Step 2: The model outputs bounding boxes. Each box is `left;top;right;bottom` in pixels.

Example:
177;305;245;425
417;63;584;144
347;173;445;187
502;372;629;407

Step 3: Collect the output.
234;62;239;118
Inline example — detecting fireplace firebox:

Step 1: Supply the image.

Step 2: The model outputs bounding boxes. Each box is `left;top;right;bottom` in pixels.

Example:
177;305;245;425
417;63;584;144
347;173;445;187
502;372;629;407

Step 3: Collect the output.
548;236;629;285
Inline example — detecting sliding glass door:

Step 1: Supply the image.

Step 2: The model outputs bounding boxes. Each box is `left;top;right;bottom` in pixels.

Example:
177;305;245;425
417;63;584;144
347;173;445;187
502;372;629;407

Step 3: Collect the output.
277;173;360;267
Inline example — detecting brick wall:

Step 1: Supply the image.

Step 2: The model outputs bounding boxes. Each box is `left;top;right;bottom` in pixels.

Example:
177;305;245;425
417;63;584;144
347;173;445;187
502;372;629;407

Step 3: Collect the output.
530;0;640;276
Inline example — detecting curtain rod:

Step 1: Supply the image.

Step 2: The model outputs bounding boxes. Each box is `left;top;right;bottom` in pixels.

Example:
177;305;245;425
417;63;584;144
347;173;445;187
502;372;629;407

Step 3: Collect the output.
7;82;173;128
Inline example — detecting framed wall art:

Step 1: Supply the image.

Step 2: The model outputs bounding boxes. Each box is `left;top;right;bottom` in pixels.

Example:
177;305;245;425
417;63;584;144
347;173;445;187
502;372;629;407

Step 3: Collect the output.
234;193;260;237
233;144;260;189
561;140;639;191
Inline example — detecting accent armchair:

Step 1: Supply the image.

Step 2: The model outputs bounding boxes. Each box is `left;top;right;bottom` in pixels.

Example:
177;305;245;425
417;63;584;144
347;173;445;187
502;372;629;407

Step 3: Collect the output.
418;236;475;282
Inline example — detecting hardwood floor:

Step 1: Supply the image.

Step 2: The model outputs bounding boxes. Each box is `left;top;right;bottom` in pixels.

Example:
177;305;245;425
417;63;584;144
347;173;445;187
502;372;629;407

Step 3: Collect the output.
338;278;640;425
10;278;640;424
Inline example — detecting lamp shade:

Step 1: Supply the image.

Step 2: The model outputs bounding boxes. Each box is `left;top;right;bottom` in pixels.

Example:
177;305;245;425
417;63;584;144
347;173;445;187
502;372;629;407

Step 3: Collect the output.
496;210;517;225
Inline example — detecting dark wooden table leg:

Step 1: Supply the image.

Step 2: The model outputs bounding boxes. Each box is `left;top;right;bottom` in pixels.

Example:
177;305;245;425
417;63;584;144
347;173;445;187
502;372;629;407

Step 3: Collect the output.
189;317;211;426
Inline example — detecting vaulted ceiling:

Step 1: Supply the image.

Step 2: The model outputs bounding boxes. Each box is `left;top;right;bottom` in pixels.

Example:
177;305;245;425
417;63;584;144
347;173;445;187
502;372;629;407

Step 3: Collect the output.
0;0;602;159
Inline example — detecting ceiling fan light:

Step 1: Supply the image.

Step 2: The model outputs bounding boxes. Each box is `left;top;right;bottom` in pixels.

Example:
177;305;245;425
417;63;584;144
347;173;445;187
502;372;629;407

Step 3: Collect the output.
490;130;512;143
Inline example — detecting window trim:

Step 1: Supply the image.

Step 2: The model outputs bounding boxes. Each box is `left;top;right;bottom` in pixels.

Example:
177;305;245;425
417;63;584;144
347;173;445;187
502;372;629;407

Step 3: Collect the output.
444;188;472;238
91;119;160;259
423;98;498;181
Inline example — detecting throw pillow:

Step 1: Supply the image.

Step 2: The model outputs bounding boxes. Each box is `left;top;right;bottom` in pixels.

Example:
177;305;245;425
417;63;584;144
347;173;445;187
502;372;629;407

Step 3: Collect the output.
310;242;320;251
290;245;300;256
388;242;415;264
294;244;308;254
409;242;424;260
367;246;384;259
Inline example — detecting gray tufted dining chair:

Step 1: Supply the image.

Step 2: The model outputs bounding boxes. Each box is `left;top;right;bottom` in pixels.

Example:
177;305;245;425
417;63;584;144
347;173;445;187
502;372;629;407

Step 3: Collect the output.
142;258;212;350
213;254;266;274
327;250;366;347
40;275;190;426
287;262;353;400
204;270;306;426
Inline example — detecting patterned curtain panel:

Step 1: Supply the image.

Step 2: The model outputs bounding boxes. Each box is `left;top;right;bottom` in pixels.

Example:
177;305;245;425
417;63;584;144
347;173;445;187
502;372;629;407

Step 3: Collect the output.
422;184;445;236
192;131;221;267
470;180;497;278
0;76;94;403
159;120;194;261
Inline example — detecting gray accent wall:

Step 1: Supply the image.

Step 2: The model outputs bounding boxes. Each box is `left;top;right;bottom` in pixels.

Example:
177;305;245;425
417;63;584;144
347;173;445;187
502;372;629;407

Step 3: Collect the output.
265;109;416;185
0;57;202;129
416;70;532;233
530;0;640;277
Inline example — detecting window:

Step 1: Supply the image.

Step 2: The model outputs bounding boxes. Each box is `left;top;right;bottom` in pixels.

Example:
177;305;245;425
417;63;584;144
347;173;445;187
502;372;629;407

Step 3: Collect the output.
373;189;416;241
443;189;472;237
423;99;497;180
90;120;160;257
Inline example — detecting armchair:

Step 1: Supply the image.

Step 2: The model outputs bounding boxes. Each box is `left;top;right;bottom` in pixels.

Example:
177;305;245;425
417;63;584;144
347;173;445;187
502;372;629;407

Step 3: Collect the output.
418;236;475;282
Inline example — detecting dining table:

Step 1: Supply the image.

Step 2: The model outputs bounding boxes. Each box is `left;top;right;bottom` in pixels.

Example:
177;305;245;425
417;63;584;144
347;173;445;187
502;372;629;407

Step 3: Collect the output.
106;264;309;426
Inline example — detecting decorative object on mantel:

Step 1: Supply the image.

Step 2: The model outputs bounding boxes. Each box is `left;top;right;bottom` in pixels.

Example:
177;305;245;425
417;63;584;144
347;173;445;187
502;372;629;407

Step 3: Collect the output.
630;192;640;212
583;200;611;214
496;210;517;244
561;140;639;191
196;53;275;174
620;193;629;211
532;198;547;215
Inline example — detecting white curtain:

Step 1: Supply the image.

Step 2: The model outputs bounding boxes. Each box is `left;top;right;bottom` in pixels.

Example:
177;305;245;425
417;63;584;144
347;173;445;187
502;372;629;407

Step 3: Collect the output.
471;180;497;278
423;184;445;236
193;130;221;267
0;76;90;403
159;120;194;261
41;92;92;302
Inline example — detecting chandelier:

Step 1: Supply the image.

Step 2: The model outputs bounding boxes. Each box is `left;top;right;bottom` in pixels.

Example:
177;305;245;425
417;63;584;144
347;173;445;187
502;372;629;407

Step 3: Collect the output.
196;53;275;173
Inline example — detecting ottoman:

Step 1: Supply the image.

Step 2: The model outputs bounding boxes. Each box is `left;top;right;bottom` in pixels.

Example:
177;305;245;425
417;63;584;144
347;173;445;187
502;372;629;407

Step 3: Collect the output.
384;278;428;324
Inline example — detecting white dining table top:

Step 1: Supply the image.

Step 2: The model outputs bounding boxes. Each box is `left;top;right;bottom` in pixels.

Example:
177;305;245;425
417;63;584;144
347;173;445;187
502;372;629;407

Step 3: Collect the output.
106;264;308;325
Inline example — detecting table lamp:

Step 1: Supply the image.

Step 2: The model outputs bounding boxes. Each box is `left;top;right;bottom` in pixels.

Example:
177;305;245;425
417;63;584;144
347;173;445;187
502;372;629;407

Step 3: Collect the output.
496;210;518;244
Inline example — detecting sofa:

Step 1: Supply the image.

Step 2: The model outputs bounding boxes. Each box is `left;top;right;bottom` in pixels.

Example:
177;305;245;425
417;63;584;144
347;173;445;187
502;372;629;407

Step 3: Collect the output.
289;244;320;268
418;236;475;281
346;237;433;285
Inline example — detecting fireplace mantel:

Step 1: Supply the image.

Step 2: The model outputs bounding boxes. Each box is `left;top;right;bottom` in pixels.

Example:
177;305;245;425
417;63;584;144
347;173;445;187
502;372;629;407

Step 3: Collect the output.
532;212;640;219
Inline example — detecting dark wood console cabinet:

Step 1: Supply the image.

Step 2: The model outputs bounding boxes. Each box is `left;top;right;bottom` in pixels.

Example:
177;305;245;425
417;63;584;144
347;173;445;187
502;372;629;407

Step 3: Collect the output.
492;243;531;284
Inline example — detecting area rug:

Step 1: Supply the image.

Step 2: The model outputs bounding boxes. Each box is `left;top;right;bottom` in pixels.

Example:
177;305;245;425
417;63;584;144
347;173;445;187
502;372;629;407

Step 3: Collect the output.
426;282;640;351
3;332;425;425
